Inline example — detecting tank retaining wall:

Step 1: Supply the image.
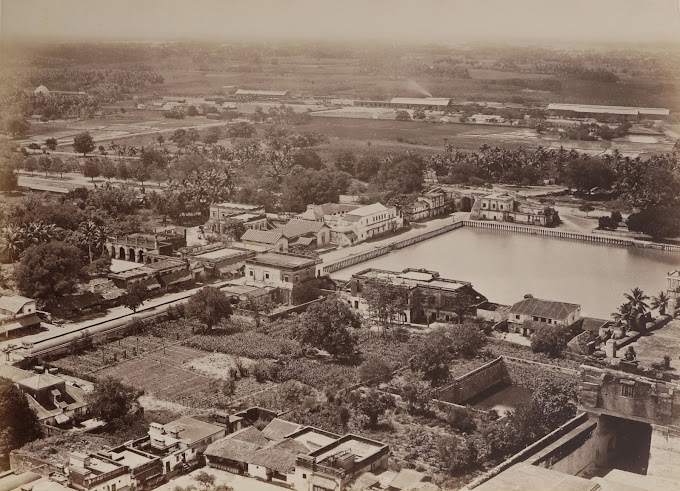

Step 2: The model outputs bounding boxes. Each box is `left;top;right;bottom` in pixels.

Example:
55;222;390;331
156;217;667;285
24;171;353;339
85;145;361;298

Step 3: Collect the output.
438;357;510;404
504;356;578;390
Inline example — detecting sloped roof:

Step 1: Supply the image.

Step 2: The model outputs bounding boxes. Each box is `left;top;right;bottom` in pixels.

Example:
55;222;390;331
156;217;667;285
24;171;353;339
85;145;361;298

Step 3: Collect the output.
205;438;262;461
278;219;328;239
1;313;41;334
390;468;427;490
261;418;302;441
509;297;580;321
295;236;316;246
249;439;309;473
0;364;34;382
345;202;390;218
0;295;34;314
578;317;610;333
241;229;285;245
230;426;271;447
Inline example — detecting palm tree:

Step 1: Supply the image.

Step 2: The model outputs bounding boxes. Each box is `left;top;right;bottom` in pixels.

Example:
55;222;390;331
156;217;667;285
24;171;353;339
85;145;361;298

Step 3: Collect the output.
624;287;649;314
612;302;636;334
651;291;670;316
78;220;102;264
1;225;24;265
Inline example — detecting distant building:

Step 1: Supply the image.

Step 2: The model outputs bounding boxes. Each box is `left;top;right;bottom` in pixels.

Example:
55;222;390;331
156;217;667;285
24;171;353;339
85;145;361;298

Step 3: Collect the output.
469;192;559;227
0;295;41;339
28;85;88;99
105;227;186;263
234;89;289;99
178;242;256;279
355;97;451;111
207;202;268;233
469;114;505;124
401;187;454;223
276;218;331;248
343;268;486;324
547;103;670;120
507;295;582;337
296;203;361;222
108;257;197;292
325;202;403;245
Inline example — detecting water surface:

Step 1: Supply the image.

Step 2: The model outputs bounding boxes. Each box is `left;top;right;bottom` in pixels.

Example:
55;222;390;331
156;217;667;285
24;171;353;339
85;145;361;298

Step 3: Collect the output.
336;228;678;318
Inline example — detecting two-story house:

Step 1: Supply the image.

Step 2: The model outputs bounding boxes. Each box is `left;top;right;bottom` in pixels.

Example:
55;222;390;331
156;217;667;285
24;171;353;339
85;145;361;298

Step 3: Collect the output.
343;268;487;324
66;452;132;491
328;203;403;245
245;253;320;304
276;219;331;248
0;295;41;338
207;202;268;233
402;187;453;223
507;294;582;337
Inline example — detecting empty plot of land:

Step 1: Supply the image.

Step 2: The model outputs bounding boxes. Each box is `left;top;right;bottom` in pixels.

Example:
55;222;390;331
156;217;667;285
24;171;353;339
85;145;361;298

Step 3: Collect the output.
98;345;212;399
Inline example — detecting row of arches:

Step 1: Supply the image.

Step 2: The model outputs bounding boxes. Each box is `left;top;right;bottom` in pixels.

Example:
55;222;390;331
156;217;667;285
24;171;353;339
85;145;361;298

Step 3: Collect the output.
107;244;145;263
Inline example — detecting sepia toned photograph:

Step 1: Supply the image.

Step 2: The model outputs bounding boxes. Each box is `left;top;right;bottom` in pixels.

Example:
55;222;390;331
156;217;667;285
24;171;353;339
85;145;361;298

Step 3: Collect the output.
0;0;679;489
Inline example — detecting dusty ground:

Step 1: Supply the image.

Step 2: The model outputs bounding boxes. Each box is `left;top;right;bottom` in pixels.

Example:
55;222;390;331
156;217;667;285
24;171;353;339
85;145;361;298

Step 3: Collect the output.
183;352;256;379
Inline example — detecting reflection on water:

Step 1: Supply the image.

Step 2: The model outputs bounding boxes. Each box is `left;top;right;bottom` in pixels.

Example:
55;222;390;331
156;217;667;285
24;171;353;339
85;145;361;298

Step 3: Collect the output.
336;228;679;318
472;385;534;417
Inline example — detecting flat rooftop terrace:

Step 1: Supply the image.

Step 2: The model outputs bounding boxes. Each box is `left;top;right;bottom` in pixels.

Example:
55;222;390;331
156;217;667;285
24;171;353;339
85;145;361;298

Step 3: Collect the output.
195;247;250;260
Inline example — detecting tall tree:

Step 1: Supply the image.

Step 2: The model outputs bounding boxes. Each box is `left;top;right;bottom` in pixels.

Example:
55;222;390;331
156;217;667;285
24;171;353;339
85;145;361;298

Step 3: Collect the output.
297;298;360;360
185;286;233;330
73;132;96;156
15;241;86;301
86;377;141;425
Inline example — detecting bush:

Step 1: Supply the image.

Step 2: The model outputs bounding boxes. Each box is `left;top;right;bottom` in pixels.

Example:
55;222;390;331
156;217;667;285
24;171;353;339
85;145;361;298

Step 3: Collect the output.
358;358;393;384
252;360;280;382
443;406;477;434
531;325;568;357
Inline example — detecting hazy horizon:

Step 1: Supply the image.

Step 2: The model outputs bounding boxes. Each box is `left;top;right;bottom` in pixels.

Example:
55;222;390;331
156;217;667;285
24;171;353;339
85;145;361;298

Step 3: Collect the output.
2;0;680;45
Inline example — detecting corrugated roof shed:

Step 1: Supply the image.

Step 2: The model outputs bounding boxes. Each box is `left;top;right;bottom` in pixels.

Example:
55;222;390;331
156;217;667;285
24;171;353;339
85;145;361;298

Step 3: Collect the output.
509;297;580;321
548;103;669;116
391;97;451;106
235;89;288;96
241;229;285;245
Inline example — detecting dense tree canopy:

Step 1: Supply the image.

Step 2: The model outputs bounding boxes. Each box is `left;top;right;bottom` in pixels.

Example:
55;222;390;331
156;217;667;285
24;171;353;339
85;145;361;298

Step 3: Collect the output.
0;377;42;461
87;377;142;425
185;286;233;329
15;241;86;301
296;298;360;359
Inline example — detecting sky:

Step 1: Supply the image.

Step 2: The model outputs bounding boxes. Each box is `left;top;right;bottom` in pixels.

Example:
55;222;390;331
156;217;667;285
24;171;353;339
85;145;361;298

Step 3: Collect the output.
1;0;679;44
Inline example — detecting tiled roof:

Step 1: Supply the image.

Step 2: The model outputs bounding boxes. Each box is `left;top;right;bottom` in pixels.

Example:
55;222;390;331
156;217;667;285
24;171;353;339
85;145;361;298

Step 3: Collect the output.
295;236;316;246
0;295;34;314
509;297;580;321
249;439;308;473
241;229;285;245
0;364;33;382
230;426;271;447
278;219;327;239
205;438;262;461
261;418;302;441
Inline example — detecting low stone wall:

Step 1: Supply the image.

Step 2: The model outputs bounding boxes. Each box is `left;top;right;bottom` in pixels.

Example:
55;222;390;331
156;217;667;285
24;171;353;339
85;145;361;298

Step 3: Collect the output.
504;356;578;390
438;357;510;404
10;451;61;476
462;413;590;490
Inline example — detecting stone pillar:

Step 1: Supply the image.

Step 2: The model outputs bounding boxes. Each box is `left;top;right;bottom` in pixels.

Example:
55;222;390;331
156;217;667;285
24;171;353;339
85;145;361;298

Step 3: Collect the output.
605;339;617;359
648;425;680;481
